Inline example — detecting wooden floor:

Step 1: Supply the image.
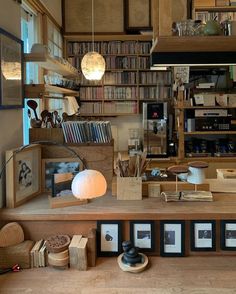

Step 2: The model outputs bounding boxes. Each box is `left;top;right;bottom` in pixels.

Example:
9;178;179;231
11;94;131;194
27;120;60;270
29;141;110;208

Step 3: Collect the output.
1;256;236;294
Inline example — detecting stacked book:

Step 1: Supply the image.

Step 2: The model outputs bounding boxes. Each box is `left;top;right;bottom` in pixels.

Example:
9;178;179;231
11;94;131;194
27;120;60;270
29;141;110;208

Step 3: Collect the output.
161;191;213;202
61;121;112;143
30;239;48;268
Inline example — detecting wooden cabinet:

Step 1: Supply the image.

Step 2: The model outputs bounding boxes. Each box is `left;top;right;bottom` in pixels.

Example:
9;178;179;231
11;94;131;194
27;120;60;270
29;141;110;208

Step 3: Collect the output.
175;90;236;161
66;35;172;116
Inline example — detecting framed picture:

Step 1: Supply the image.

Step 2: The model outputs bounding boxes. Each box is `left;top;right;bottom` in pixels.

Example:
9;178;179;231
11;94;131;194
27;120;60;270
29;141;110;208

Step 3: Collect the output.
190;220;216;251
221;220;236;250
52;172;75;198
97;220;122;257
125;0;152;32
63;0;124;34
160;221;185;257
42;158;83;192
6;144;41;208
0;27;23;109
130;220;155;252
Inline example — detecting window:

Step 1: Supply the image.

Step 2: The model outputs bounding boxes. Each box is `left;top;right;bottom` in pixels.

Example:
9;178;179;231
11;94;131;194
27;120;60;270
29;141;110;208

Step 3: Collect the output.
21;4;39;144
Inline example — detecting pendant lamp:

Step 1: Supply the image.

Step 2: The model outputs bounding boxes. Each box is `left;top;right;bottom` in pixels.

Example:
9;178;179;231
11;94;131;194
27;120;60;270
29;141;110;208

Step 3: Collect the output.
81;0;106;81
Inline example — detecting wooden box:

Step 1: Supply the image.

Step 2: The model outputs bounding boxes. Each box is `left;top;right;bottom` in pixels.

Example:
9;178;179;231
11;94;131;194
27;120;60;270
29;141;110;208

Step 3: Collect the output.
0;240;35;269
29;128;64;144
194;0;215;7
117;177;142;200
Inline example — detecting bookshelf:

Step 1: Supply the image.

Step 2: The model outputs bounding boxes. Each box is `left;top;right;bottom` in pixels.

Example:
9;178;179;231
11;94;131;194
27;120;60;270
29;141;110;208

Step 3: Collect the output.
65;36;172;116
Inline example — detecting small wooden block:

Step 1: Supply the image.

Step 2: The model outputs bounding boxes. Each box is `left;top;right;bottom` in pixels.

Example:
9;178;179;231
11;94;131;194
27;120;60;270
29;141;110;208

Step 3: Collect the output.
217;169;236;179
48;195;88;209
117;177;142;200
77;237;88;271
48;253;69;267
0;240;34;269
0;222;24;247
148;183;161;198
168;165;189;174
69;235;82;268
87;228;96;267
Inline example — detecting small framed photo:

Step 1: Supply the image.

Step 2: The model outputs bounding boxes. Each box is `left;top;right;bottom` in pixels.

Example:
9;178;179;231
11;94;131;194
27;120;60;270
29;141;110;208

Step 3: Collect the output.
190;220;216;251
130;220;155;252
6;144;41;208
160;221;185;257
221;220;236;250
0;27;23;109
97;221;122;257
42;158;83;192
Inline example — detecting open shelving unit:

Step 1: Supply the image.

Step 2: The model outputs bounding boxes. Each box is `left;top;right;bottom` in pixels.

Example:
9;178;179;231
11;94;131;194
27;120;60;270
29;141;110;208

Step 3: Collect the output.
65;35;172;116
24;53;79;99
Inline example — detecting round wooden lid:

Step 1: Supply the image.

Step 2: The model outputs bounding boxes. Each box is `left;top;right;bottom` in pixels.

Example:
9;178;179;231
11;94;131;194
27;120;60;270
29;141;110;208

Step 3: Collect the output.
188;161;208;169
46;235;70;253
167;165;189;174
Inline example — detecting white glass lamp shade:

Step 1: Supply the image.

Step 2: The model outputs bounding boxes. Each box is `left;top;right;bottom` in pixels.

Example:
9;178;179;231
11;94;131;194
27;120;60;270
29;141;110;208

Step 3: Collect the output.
81;51;106;80
71;169;107;199
187;166;206;185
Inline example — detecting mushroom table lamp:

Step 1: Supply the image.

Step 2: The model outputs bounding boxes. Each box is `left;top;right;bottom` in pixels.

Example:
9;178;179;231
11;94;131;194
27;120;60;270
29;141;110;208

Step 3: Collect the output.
71;169;107;199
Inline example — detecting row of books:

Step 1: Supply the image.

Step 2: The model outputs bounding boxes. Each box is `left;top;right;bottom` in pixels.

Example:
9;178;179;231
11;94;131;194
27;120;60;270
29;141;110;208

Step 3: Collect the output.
30;239;47;268
80;86;138;100
139;72;172;85
80;102;103;114
104;72;138;84
79;101;138;115
67;41;151;55
61;121;112;143
139;86;172;100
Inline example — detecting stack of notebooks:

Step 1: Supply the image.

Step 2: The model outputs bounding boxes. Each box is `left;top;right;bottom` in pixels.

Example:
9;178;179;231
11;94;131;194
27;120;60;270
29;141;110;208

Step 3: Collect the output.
30;239;48;268
161;191;213;202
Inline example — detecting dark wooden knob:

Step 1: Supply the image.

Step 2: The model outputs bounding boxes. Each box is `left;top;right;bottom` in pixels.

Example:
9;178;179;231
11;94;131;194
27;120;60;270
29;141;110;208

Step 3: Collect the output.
188;161;208;169
167;165;189;174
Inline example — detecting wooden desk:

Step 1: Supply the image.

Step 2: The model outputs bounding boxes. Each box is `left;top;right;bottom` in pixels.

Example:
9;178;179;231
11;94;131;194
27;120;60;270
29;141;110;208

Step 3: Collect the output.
1;192;236;256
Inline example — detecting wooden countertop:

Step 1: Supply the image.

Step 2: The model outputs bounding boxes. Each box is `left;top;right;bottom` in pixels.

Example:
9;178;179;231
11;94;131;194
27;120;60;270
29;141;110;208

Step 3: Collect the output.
1;192;236;221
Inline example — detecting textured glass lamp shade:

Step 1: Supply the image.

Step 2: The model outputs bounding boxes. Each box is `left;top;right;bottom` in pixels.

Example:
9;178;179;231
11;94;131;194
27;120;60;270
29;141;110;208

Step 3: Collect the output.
81;51;106;80
71;169;107;199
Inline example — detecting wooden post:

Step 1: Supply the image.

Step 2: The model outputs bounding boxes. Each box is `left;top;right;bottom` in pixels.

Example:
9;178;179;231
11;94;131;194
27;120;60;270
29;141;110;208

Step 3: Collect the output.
77;237;88;271
177;90;185;160
87;228;97;267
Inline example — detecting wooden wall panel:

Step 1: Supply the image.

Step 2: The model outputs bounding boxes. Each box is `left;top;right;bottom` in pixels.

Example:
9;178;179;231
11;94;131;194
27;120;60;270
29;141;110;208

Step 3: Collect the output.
63;0;124;33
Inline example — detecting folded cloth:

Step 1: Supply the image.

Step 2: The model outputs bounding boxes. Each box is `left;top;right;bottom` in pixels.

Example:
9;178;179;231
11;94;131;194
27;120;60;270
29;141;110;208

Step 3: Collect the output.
63;96;79;115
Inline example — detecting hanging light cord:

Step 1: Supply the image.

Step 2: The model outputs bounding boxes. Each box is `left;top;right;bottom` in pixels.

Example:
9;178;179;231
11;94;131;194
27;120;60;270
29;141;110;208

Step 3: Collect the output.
92;0;94;52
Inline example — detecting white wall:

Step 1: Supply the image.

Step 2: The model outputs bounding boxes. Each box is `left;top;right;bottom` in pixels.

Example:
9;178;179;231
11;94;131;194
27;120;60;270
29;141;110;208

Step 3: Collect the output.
0;0;23;207
110;115;142;151
40;0;62;26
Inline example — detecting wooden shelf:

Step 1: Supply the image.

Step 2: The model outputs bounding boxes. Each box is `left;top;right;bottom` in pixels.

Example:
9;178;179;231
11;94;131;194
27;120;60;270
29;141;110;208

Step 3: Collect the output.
194;6;236;12
24;53;79;77
80;113;138;117
175;105;236;109
151;36;236;53
64;34;152;42
24;84;79;98
184;131;236;135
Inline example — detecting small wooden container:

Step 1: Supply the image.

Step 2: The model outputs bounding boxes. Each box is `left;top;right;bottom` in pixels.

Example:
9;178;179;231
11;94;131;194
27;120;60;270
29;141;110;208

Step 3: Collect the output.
117;177;142;200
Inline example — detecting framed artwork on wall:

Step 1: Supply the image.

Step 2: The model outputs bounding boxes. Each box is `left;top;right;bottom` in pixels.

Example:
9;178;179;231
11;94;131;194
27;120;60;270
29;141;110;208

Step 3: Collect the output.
5;144;41;208
130;220;155;253
221;220;236;250
97;220;122;257
42;158;83;192
125;0;152;32
160;220;185;257
0;27;23;109
190;220;216;251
